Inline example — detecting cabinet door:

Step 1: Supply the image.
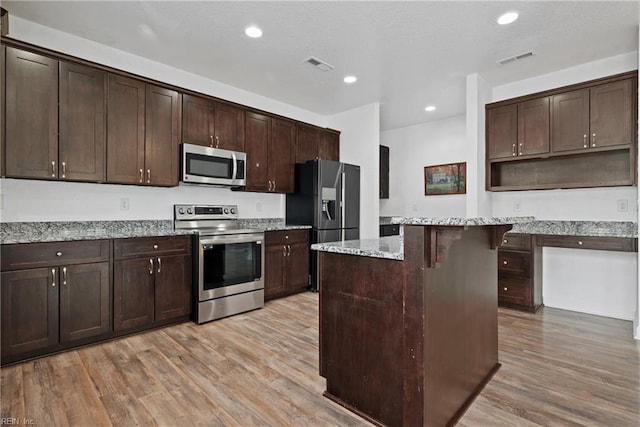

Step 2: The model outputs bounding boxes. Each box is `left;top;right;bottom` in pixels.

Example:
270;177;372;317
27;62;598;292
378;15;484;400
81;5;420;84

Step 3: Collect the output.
59;262;111;343
145;85;180;186
182;94;214;147
1;268;59;357
319;130;340;161
269;118;295;193
590;79;634;148
286;241;310;292
5;47;58;179
518;97;550;156
296;124;320;163
107;74;145;184
264;244;286;300
245;112;270;191
486;104;517;160
214;102;245;152
154;254;191;321
380;145;389;199
551;89;590;152
114;258;155;331
59;61;106;182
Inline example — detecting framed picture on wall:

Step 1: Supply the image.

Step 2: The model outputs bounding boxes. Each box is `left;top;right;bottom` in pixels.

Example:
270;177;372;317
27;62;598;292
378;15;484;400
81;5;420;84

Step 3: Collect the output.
424;162;466;195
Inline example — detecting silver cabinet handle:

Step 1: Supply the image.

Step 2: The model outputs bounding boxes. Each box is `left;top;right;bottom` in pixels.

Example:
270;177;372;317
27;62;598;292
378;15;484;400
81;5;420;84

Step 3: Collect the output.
210;135;214;147
503;239;508;244
51;161;56;177
51;268;56;287
146;169;151;183
512;143;516;156
583;134;588;148
62;267;67;285
287;245;291;256
153;244;158;249
282;245;287;257
156;257;161;273
592;133;596;147
273;180;276;192
56;251;63;257
61;161;66;178
518;142;523;155
503;287;508;291
215;135;220;148
268;180;272;191
149;258;154;275
139;169;144;183
503;260;508;265
578;241;583;246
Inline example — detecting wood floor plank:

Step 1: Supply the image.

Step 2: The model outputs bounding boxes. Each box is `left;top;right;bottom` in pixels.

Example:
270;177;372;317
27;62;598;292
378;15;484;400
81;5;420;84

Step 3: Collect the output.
2;293;639;426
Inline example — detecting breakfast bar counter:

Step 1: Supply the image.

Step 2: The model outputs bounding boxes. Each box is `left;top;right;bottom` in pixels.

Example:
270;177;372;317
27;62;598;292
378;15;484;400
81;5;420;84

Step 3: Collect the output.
313;217;532;427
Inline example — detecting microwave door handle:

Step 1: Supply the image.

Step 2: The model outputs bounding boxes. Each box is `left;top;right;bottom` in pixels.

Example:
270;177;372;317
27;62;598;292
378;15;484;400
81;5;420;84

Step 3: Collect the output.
231;152;238;183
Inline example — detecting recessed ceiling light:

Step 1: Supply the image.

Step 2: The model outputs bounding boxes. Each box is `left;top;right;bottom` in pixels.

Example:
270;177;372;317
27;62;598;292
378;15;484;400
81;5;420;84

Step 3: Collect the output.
343;75;357;84
497;11;519;25
425;105;436;112
245;26;263;38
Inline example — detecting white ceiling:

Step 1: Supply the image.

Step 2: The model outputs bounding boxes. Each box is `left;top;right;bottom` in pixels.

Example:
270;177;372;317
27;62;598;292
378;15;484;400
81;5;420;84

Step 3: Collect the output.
3;1;639;131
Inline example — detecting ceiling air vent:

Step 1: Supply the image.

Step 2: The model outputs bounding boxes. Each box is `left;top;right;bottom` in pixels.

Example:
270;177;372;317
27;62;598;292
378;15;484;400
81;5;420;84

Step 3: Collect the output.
304;56;335;72
497;50;535;65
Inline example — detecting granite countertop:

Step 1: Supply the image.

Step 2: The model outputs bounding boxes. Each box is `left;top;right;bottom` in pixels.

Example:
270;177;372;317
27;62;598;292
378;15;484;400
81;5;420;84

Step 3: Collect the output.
391;216;536;226
510;220;637;238
311;236;403;261
1;219;311;244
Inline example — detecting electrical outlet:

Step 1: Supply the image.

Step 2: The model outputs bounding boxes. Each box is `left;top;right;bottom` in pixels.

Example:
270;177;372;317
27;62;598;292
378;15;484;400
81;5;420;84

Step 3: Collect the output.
617;199;628;212
119;198;130;211
513;200;522;212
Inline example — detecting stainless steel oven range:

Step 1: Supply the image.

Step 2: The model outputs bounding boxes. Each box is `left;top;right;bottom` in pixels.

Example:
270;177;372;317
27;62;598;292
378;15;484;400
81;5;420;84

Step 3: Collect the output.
174;204;264;324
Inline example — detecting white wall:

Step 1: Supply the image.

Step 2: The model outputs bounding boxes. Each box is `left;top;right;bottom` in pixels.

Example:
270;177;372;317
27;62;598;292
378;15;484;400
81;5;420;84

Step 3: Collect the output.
379;115;467;217
1;16;334;222
636;21;640;340
0;179;282;222
327;103;380;239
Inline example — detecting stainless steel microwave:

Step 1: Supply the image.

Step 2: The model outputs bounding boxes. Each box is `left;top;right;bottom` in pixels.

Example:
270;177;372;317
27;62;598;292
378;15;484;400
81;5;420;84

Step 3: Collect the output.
181;143;246;186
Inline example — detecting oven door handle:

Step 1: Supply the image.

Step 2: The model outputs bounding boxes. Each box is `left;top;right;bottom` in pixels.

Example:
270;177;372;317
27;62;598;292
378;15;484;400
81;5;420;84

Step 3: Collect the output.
200;233;264;246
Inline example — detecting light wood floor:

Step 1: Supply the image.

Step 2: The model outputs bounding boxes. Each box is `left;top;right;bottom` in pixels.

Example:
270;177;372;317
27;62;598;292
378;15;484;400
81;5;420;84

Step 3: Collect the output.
2;293;639;426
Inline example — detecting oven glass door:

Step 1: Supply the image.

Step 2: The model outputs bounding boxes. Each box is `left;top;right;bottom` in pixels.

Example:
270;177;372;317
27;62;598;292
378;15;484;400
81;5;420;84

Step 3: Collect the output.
199;233;263;300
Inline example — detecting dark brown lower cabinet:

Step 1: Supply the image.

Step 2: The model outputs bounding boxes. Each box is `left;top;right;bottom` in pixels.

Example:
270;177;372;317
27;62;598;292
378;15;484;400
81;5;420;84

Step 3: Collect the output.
113;236;191;331
497;233;542;312
264;230;310;301
0;240;112;362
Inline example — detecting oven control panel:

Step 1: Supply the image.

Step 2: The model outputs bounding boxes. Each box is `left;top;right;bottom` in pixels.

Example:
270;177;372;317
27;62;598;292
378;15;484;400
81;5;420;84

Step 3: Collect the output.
174;204;238;220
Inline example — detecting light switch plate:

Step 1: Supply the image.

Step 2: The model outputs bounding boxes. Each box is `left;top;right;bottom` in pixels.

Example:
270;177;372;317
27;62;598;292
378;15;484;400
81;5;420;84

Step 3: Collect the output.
120;198;130;211
617;199;628;212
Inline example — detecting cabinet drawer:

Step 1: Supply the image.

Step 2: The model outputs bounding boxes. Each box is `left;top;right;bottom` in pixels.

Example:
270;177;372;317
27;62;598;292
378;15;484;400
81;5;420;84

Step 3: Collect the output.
537;235;637;252
500;233;531;250
265;229;309;246
497;250;530;277
1;240;110;271
114;235;191;260
498;277;531;306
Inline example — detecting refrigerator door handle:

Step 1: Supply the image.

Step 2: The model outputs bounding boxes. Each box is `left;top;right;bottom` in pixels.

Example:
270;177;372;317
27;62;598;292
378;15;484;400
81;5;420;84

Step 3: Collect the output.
341;170;346;241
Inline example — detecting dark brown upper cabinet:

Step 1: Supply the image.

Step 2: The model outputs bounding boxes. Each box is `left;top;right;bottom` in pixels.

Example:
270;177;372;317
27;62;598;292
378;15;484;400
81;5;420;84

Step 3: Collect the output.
244;111;295;193
5;47;58;179
59;62;107;181
380;145;389;199
551;79;634;153
319;129;340;161
182;94;244;151
107;75;179;186
296;124;340;163
487;72;637;191
487;97;549;160
107;74;146;184
145;85;180;186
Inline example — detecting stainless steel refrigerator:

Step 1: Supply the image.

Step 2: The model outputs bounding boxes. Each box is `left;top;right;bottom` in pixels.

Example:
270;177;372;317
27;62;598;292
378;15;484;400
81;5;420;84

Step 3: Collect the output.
286;159;360;291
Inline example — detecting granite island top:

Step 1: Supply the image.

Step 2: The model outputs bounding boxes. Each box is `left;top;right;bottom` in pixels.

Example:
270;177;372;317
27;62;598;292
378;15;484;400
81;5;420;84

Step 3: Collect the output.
0;219;310;244
390;216;536;226
311;236;404;260
510;220;637;238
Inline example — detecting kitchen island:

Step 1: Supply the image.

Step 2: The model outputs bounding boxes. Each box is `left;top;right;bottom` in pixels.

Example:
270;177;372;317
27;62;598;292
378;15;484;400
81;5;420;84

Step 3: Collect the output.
312;217;532;427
